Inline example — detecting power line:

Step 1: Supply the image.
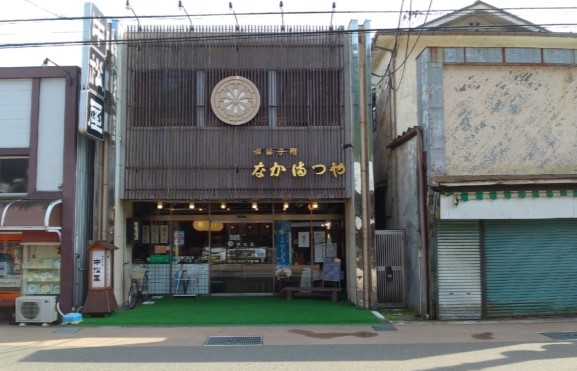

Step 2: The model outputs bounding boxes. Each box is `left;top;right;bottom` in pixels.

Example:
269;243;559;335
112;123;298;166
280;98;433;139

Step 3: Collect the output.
2;23;577;51
2;7;577;25
22;0;63;18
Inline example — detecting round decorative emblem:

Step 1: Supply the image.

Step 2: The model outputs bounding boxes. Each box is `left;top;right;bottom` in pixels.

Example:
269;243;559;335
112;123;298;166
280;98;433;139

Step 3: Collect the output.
210;76;261;126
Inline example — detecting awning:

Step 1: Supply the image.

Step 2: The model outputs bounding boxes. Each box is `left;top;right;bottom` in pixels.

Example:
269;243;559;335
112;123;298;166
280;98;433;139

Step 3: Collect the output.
0;199;62;238
446;190;577;202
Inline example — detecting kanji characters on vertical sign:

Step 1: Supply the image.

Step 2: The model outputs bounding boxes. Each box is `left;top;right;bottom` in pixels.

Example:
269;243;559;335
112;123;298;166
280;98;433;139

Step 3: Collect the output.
91;249;105;289
79;3;107;141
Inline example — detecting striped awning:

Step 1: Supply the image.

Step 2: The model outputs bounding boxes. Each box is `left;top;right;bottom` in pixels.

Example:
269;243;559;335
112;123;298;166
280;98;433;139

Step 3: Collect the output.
446;190;577;202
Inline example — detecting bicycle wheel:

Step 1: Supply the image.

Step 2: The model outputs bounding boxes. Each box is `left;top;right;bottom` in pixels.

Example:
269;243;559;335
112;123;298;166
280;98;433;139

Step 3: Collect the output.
141;274;149;302
128;283;138;309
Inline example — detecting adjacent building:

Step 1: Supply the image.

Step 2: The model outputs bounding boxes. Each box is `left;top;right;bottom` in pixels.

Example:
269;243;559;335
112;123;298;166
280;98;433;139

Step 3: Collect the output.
372;1;577;319
0;64;93;317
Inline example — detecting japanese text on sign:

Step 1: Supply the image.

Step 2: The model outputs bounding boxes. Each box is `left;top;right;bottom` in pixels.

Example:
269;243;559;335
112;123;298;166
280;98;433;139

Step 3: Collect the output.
251;147;345;178
252;161;346;178
253;148;298;156
91;250;105;288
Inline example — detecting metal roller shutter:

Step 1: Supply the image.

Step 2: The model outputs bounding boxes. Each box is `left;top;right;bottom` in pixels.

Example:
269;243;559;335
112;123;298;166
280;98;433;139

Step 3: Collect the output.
437;221;482;320
484;219;577;317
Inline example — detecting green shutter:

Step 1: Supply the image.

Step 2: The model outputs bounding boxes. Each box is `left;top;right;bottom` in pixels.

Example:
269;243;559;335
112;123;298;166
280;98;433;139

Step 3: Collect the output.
484;220;577;317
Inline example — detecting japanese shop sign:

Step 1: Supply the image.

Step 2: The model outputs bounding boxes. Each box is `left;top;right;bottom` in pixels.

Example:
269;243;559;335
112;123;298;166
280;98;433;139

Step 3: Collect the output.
251;147;346;178
79;2;107;141
89;249;112;289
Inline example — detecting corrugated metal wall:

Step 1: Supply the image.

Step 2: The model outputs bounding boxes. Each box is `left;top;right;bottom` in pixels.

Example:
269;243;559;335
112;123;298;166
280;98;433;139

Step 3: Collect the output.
123;25;350;201
484;219;577;318
437;221;482;320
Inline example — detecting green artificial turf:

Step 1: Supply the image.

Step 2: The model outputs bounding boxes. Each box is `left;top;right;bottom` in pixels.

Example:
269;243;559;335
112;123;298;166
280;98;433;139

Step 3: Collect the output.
80;295;381;326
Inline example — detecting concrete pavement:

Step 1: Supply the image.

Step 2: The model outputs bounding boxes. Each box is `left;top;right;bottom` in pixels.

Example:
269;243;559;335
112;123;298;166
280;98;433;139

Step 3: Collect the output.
1;319;577;371
1;318;577;347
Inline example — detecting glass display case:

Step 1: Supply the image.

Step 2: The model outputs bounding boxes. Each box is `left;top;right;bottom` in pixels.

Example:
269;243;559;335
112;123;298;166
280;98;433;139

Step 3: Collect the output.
21;244;60;296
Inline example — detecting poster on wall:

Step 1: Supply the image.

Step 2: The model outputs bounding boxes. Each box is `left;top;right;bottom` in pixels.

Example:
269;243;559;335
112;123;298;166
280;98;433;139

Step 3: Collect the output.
174;230;184;246
314;231;326;262
142;225;150;244
314;244;325;263
325;243;337;258
298;232;309;248
160;225;169;243
150;225;159;244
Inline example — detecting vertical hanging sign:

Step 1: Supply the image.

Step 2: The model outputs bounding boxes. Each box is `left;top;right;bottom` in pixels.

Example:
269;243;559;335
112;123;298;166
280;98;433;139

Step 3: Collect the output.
274;221;291;267
79;2;107;141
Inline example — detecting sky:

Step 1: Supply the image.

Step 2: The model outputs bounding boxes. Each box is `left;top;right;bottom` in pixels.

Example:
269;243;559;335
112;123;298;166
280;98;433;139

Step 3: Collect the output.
1;0;576;67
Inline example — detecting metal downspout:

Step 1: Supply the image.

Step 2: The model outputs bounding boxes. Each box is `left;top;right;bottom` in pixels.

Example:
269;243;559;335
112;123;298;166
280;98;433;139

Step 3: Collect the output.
359;26;371;309
417;128;430;318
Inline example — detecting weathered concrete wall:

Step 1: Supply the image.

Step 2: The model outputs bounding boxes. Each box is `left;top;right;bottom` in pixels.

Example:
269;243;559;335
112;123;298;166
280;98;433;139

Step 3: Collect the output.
443;65;577;176
371;34;577;136
386;138;423;313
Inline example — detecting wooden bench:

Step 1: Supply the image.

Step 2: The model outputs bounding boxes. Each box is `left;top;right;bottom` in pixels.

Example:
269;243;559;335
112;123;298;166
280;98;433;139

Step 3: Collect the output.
281;286;341;302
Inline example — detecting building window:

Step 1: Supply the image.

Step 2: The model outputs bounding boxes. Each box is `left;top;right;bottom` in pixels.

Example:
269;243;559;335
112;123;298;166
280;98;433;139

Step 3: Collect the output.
129;68;343;129
277;70;342;127
131;70;196;127
0;157;28;194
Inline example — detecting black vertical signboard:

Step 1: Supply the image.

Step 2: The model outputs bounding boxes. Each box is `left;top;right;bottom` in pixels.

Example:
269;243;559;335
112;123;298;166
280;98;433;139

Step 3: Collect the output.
79;2;107;141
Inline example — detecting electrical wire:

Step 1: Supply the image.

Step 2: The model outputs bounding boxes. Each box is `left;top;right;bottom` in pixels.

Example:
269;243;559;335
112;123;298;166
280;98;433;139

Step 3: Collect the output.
2;21;577;51
1;7;577;25
1;5;577;51
391;0;434;92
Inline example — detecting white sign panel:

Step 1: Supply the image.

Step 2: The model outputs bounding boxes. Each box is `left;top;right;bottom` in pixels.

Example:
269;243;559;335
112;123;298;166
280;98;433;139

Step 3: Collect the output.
90;249;105;288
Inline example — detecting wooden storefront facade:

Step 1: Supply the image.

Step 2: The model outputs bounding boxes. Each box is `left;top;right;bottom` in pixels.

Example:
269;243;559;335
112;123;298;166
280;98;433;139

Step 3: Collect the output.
117;23;374;307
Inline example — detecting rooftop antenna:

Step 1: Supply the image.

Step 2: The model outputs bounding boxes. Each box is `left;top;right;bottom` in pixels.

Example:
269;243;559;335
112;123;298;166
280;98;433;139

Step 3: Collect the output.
178;1;194;31
42;58;72;85
125;0;142;31
229;2;240;31
280;1;285;31
329;2;336;30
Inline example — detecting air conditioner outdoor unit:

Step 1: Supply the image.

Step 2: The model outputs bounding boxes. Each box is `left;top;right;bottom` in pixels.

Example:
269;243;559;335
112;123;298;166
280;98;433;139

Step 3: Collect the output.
15;296;58;325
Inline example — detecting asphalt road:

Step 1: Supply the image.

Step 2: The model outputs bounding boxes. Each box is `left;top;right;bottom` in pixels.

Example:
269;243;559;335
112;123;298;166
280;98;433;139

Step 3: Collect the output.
1;320;577;370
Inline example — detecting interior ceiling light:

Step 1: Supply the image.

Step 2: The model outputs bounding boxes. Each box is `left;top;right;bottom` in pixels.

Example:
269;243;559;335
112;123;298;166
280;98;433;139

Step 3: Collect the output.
189;202;195;209
221;202;226;209
308;202;319;211
157;201;163;209
252;202;258;209
192;221;224;232
283;202;289;210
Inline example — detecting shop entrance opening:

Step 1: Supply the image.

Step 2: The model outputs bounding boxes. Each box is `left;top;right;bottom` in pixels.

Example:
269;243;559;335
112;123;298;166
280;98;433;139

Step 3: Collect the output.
130;202;345;297
209;222;273;294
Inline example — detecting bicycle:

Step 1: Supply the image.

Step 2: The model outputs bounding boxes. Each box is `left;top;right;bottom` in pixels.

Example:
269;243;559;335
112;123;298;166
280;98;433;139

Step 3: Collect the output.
128;266;149;309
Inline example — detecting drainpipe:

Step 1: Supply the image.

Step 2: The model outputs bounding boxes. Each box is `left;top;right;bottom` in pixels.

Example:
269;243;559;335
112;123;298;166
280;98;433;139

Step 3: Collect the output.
358;25;371;309
100;138;109;242
416;128;430;318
